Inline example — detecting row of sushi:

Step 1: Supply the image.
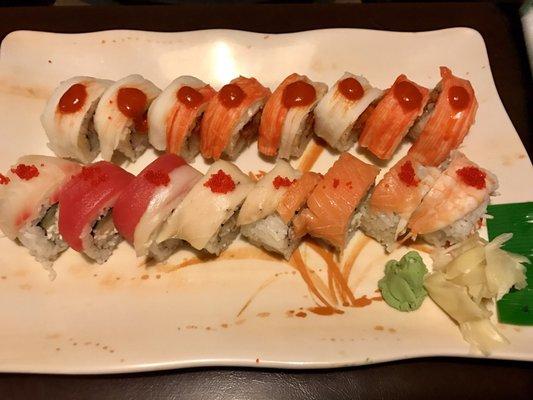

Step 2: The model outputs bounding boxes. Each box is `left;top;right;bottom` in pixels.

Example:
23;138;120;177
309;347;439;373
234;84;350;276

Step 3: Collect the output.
0;149;496;269
42;67;476;167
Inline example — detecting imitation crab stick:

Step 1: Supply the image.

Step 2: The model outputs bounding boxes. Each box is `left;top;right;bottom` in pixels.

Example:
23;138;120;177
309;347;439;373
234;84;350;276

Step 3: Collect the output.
258;73;327;159
358;75;430;160
408;67;478;166
200;76;270;160
148;76;216;161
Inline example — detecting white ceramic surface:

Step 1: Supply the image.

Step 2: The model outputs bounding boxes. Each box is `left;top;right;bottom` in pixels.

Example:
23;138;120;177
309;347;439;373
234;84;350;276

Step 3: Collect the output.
0;28;532;374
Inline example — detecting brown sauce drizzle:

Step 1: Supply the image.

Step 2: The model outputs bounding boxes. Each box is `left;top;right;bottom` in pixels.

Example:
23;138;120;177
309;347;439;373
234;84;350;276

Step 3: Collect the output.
306;241;357;307
298;138;325;172
308;306;344;316
342;236;372;280
290;249;335;308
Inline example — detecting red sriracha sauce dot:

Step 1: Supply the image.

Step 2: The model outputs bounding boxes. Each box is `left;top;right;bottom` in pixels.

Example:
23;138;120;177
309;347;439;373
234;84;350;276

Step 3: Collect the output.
398;161;419;187
177;86;204;109
332;178;340;188
219;84;245;108
145;170;170;186
204;169;236;194
338;77;364;101
456;166;486;189
448;85;470;111
117;87;148;119
282;81;316;108
58;83;87;114
134;111;149;133
272;175;294;189
0;173;10;185
80;166;108;186
393;80;422;111
10;164;39;181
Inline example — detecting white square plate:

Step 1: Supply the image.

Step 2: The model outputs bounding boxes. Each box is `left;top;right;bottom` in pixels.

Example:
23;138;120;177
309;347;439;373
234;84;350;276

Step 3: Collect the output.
0;28;532;374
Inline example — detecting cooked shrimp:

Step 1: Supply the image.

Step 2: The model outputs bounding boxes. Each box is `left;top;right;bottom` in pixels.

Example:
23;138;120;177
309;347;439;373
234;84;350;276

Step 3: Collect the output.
408;152;497;236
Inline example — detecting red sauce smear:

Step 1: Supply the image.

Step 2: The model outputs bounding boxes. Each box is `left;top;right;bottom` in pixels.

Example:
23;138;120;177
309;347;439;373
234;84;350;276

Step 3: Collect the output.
456;166;486;189
393;80;422;111
308;306;344;316
204;169;236;194
117;87;147;120
333;178;340;188
338;77;364;101
134;111;148;133
398;160;419;187
177;86;204;109
80;166;108;186
354;295;374;307
0;173;10;185
272;175;294;189
10;164;39;181
58;83;87;114
16;210;31;227
448;85;470;111
145;170;170;186
218;84;245;108
282;80;316;108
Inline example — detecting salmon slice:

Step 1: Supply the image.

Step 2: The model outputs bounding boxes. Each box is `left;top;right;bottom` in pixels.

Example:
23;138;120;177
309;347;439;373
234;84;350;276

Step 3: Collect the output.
166;85;216;155
359;75;430;160
407;152;497;235
294;152;379;249
369;155;440;218
200;76;270;160
408;67;478;166
277;171;322;224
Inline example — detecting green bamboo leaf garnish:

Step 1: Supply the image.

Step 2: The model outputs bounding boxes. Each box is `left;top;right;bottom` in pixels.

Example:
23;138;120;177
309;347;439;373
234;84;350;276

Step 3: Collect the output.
487;202;533;325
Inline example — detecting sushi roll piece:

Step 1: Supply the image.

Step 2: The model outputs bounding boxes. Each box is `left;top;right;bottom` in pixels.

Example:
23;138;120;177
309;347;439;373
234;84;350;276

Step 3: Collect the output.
313;73;383;151
408;67;478;166
147;76;216;161
156;160;254;255
41;77;113;163
113;154;202;261
200;76;270;160
359;156;441;251
407;152;498;247
258;74;327;159
94;74;161;161
58;161;134;263
276;171;322;224
0;156;81;269
358;75;430;160
293;152;379;250
237;161;306;259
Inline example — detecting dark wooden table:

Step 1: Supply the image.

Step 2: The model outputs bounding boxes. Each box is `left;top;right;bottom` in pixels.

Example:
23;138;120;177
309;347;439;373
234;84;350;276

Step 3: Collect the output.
0;3;532;399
